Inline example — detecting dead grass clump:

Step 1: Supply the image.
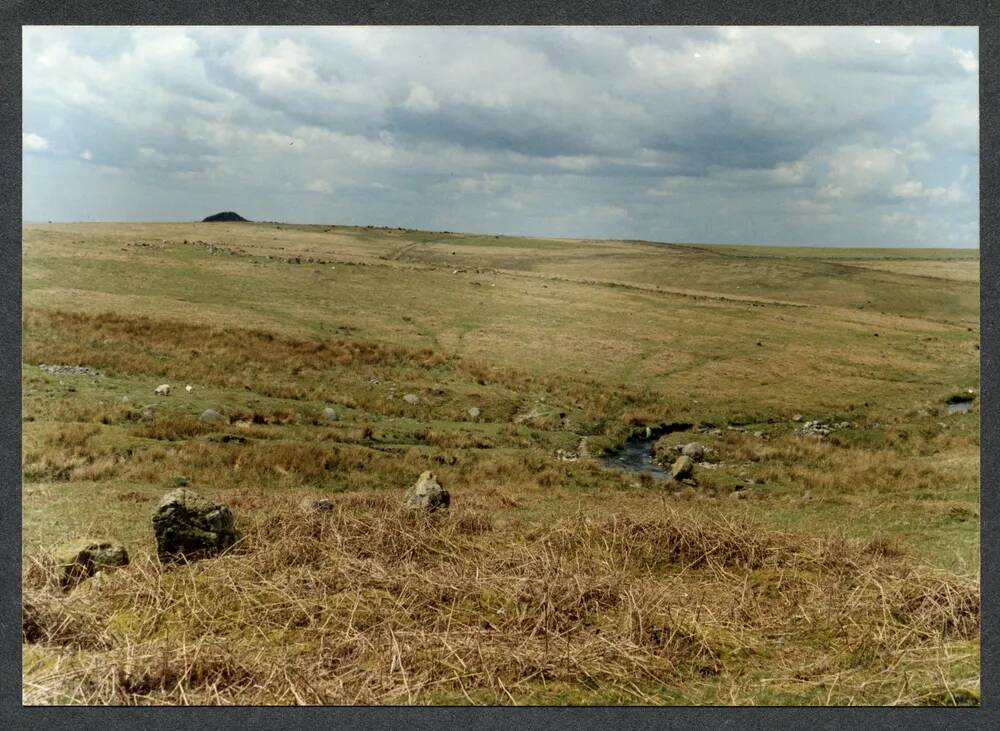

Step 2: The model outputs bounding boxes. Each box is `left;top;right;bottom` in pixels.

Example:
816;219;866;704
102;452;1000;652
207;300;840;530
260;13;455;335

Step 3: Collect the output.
45;423;101;448
563;512;792;571
888;573;980;641
425;430;494;450
22;559;114;650
227;409;298;426
21;489;981;705
128;417;215;441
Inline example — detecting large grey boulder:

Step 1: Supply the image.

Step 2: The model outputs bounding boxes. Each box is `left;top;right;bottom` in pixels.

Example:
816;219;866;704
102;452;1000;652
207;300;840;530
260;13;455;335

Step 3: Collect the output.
671;455;695;480
681;442;705;462
199;409;225;424
152;488;239;562
404;471;450;512
53;539;129;589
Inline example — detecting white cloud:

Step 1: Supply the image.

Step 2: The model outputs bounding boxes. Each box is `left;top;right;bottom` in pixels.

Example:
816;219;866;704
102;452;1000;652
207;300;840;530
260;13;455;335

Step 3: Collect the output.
22;132;49;151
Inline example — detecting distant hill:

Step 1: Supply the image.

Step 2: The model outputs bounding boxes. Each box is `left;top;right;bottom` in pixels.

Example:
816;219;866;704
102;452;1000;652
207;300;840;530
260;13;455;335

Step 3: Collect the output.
202;211;249;222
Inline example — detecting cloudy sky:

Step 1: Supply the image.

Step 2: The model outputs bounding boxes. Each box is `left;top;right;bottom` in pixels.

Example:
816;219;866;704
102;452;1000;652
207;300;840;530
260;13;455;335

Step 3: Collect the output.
22;26;978;247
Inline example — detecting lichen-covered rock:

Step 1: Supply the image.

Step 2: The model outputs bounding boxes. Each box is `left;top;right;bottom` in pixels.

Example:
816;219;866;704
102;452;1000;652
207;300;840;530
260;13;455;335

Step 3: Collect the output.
199;409;225;424
404;471;450;511
53;539;129;589
681;442;705;462
671;455;695;480
152;488;239;562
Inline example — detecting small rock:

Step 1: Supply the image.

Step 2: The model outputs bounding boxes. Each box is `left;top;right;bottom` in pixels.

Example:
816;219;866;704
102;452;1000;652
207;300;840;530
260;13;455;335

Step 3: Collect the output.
199;409;225;424
54;539;129;589
671;455;695;480
403;393;420;405
404;471;450;511
120;395;130;404
792;414;803;422
322;407;339;422
152;488;239;562
468;406;481;419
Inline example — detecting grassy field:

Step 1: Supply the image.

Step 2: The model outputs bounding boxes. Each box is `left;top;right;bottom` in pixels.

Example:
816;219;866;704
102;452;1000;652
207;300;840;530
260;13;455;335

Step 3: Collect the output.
21;221;979;705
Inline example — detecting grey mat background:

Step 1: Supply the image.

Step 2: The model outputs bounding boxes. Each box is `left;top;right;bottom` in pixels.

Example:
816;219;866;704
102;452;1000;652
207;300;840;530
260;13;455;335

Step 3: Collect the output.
0;2;994;728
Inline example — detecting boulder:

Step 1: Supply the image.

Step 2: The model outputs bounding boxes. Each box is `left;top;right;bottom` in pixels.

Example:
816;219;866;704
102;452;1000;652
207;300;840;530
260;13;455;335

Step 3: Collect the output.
404;471;450;512
152;488;239;562
681;442;705;462
299;495;336;514
671;455;695;480
199;409;225;424
54;539;129;589
468;406;481;419
322;407;339;422
403;393;420;405
154;384;171;396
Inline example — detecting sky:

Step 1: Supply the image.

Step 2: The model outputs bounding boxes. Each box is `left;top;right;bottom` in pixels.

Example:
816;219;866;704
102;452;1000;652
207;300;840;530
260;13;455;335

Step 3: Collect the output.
22;26;979;247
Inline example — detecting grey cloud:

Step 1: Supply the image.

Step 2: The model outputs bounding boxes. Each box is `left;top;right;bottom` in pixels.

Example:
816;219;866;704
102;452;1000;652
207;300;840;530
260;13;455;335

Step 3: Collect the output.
22;26;978;247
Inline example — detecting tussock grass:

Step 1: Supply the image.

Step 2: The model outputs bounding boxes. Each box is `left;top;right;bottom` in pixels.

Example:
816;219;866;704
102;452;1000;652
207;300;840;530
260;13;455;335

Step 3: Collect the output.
22;493;978;705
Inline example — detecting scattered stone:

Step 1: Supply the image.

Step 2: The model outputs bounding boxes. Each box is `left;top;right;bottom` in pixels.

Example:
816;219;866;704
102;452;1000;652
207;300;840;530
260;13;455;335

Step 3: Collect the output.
404;471;450;512
792;414;803;422
468;406;481;419
38;364;103;377
403;393;420;405
152;488;239;562
299;496;336;514
54;539;129;589
681;442;705;462
199;409;225;424
795;419;846;438
154;384;171;396
322;407;339;422
671;455;695;480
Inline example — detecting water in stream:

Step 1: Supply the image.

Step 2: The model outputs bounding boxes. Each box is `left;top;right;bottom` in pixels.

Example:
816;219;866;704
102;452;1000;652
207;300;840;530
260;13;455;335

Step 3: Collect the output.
602;435;670;480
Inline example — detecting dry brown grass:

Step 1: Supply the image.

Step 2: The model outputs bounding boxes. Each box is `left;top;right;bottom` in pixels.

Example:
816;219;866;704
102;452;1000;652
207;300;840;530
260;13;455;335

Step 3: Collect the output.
23;309;451;397
22;492;979;705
